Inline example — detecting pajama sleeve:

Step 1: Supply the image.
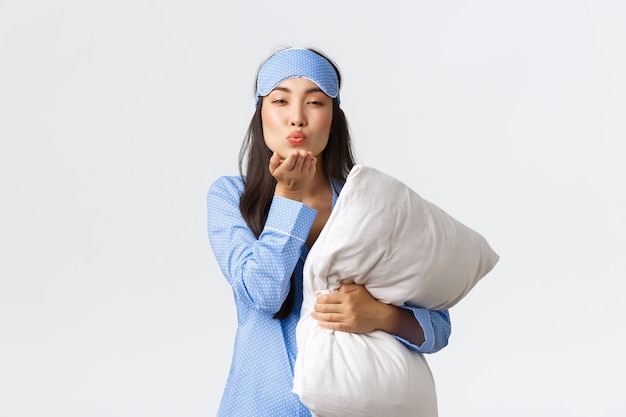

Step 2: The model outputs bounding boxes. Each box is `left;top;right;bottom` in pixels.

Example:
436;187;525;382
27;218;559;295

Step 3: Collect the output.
207;176;317;314
394;306;451;353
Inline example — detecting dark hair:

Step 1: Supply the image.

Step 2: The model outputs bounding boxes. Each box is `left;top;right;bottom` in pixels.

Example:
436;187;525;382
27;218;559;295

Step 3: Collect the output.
238;48;356;319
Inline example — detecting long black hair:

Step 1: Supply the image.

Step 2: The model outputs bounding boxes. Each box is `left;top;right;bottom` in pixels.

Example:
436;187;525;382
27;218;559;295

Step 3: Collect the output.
238;48;356;319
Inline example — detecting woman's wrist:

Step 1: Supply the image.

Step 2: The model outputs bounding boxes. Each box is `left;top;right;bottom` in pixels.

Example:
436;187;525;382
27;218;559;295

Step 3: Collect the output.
377;303;425;346
274;184;305;201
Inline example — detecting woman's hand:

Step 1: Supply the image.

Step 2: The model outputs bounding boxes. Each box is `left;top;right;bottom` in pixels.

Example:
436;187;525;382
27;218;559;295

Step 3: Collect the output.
312;283;426;346
312;284;391;334
269;151;316;201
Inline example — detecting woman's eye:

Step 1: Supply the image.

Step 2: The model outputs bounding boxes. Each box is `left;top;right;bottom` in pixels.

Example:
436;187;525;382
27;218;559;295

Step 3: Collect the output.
272;98;286;104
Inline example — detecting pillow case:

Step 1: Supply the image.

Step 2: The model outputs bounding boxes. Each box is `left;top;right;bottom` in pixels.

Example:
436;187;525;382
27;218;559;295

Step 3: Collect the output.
293;165;499;417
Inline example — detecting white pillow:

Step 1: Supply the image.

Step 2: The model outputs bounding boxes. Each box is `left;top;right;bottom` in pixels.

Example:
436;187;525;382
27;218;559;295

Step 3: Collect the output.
293;165;499;417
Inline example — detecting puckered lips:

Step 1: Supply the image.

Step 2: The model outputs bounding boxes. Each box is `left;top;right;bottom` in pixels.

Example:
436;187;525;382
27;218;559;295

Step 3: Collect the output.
288;131;305;145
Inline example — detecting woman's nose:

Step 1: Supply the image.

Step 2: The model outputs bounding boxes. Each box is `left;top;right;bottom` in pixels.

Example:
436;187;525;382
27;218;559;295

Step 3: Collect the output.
290;106;306;127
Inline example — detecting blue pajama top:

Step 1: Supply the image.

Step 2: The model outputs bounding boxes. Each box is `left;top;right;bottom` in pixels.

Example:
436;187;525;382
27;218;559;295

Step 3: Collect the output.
207;175;451;417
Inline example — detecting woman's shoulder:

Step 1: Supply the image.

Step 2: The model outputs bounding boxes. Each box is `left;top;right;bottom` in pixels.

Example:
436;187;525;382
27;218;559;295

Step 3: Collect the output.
330;177;345;196
208;175;245;201
210;175;244;189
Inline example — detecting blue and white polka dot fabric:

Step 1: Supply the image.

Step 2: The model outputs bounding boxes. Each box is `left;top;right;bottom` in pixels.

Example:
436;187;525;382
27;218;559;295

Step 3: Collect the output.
255;48;340;106
207;176;451;416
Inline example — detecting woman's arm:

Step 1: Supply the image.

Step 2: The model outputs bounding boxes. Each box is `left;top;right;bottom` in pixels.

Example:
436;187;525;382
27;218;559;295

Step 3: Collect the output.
207;176;317;313
312;283;451;353
393;306;450;353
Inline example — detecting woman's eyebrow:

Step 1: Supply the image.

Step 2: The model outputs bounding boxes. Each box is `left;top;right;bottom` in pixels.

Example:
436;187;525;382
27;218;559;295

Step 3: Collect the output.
272;86;291;93
271;86;324;94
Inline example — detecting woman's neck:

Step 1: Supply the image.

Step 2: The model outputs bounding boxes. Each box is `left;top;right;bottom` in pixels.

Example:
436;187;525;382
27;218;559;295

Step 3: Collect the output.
303;160;333;248
304;158;331;199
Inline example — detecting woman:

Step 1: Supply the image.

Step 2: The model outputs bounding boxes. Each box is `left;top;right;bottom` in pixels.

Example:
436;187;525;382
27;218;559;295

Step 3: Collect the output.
207;47;451;416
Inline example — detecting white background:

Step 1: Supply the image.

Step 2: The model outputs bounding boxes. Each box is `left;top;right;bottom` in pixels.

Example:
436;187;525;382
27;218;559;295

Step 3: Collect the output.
1;1;625;416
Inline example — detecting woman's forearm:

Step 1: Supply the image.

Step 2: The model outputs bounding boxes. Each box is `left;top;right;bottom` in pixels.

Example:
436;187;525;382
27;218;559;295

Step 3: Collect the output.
376;303;426;347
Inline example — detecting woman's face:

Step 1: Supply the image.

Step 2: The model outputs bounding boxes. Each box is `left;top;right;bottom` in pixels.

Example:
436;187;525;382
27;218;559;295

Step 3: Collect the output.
261;77;333;160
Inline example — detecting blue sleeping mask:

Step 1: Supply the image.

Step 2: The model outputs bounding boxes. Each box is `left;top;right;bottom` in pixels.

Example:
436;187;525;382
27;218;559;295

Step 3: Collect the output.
255;48;340;107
